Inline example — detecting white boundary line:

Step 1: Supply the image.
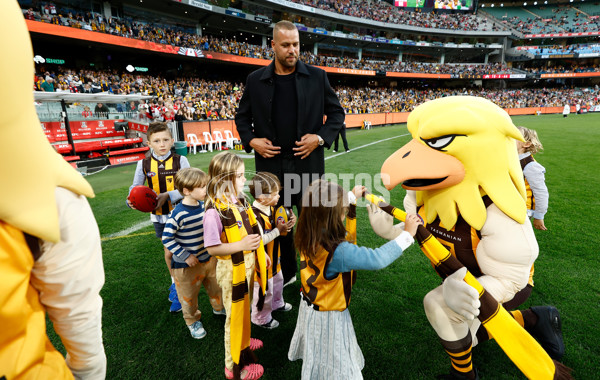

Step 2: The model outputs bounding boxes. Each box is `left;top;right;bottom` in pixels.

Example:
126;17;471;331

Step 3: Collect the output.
325;133;410;161
102;219;153;239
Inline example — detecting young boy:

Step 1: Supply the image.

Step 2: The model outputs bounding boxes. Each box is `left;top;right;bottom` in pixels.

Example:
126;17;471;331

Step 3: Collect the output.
127;121;189;312
248;172;296;329
162;168;225;339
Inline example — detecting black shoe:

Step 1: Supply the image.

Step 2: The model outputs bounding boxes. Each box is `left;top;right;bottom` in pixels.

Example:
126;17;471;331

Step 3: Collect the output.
437;368;479;380
529;306;565;360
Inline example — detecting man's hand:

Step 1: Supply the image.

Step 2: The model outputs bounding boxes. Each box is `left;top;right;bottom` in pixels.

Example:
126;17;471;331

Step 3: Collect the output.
154;192;170;210
250;138;281;158
293;134;320;159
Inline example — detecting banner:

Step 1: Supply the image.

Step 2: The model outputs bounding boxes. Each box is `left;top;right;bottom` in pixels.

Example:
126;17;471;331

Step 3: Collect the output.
41;119;123;142
540;72;600;78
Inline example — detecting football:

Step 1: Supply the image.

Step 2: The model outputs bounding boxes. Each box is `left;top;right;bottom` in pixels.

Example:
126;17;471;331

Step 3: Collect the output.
275;206;294;236
128;186;158;213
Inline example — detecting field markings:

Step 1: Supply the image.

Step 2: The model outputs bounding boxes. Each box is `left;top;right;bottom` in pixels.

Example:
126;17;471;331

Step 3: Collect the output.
325;133;410;161
101;219;153;241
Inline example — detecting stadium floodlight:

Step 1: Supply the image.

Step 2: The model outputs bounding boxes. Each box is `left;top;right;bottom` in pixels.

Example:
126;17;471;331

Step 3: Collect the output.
534;1;537;4
523;2;527;5
501;3;504;6
491;3;494;6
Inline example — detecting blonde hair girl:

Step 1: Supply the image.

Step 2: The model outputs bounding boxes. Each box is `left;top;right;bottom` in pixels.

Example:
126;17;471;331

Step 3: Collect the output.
203;151;269;380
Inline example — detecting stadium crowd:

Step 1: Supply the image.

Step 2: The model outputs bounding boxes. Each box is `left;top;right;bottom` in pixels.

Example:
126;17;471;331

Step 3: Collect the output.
34;66;598;120
22;3;520;76
289;0;502;31
499;6;600;35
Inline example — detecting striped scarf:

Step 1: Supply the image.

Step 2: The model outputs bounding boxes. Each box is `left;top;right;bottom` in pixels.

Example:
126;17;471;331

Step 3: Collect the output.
214;198;267;377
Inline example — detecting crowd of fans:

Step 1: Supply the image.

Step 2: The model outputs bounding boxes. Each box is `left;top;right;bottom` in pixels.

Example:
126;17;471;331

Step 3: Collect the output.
34;67;244;122
498;6;600;35
34;66;598;121
22;4;519;76
522;64;600;74
290;0;502;31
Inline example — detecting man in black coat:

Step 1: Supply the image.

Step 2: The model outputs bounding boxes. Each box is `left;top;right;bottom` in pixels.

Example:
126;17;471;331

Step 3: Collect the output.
235;20;345;288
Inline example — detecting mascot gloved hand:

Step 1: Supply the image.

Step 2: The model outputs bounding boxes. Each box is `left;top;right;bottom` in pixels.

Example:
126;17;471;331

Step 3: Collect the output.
366;200;404;240
442;267;480;321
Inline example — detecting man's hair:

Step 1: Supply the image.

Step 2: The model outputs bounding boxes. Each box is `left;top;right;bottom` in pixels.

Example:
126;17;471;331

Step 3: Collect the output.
175;167;208;194
273;20;296;39
146;122;171;140
248;172;281;199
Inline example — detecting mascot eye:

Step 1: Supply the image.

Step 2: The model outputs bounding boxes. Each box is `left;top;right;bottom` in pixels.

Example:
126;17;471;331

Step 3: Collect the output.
422;135;461;151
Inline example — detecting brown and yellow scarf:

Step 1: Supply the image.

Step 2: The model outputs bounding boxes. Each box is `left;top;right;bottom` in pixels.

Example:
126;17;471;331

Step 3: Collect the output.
214;198;267;378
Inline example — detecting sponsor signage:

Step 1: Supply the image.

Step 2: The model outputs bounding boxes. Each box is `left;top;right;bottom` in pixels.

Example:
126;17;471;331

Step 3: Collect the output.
540;72;600;78
225;8;246;18
178;47;204;57
46;58;65;64
578;53;600;58
313;28;327;35
255;15;271;24
482;74;527;79
376;37;388;43
526;31;600;38
266;0;316;13
185;0;212;11
331;31;346;37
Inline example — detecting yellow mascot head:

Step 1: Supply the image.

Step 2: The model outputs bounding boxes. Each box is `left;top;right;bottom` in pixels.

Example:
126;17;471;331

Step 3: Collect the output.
382;96;527;230
0;0;93;242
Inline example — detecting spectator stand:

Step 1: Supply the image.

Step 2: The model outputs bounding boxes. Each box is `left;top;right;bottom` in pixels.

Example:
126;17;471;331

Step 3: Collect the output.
34;92;153;172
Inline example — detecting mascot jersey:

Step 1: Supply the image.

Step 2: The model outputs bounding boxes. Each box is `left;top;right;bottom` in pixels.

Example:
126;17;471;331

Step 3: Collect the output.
142;153;181;216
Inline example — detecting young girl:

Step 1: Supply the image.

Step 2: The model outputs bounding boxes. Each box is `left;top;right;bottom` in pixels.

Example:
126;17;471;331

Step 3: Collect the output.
517;126;549;231
288;179;422;379
203;152;269;380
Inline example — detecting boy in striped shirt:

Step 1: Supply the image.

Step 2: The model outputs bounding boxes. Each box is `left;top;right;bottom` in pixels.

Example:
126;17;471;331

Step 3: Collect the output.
162;167;225;339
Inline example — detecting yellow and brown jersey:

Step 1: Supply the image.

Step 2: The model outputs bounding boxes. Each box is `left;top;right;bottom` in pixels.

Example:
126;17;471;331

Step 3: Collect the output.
418;198;493;278
142;153;181;216
299;205;357;312
420;196;534;287
520;155;535;211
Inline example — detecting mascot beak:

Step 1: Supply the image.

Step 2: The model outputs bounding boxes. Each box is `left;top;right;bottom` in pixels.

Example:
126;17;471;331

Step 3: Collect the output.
381;139;465;191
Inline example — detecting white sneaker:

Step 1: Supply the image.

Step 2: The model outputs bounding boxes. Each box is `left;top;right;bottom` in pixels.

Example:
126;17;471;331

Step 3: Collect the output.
213;308;226;316
188;321;207;339
332;150;337;152
283;275;297;288
275;302;293;312
255;319;279;329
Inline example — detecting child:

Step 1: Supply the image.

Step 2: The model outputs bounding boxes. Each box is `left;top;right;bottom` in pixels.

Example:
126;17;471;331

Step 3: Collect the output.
161;168;225;339
248;172;296;329
127;121;190;312
203;152;270;380
517;126;549;231
287;179;422;380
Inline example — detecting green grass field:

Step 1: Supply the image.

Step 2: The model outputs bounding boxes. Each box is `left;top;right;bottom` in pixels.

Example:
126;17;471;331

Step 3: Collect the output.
48;113;600;379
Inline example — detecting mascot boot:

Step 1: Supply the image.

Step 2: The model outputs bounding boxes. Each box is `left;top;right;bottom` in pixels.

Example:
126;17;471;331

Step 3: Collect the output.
381;96;568;378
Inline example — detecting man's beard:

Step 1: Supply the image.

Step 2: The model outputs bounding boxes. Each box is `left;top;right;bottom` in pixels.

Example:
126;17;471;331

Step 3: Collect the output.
277;53;298;68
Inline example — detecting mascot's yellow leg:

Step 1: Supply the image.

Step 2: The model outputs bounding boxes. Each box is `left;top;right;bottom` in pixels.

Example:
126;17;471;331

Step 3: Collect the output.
366;194;567;379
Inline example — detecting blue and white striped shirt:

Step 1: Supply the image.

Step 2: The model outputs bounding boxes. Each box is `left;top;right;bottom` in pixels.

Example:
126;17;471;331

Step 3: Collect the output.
162;201;209;268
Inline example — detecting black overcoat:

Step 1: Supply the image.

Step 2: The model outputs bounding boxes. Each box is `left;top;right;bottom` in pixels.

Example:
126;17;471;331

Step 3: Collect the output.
235;60;345;178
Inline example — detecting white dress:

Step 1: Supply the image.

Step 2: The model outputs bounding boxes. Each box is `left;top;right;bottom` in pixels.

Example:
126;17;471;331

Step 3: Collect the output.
288;295;364;380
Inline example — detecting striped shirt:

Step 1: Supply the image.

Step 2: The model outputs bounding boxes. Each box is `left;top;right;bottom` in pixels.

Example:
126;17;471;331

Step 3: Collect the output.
162;201;209;268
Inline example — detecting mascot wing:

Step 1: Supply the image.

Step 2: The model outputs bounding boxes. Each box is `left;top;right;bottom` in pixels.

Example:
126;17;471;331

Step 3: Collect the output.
0;0;93;242
382;96;527;230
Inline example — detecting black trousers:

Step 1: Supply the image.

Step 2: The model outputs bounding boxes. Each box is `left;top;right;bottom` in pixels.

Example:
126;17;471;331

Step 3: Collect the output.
333;127;349;151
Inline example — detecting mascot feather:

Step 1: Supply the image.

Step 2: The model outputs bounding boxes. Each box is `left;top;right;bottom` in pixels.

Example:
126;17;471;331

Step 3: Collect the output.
0;1;106;378
377;96;570;379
